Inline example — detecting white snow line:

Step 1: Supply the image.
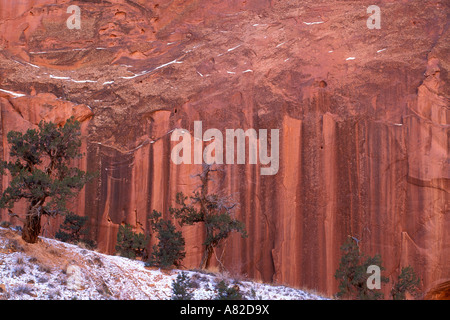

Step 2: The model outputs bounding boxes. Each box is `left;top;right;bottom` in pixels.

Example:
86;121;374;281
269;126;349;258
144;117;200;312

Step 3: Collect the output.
253;24;259;26
377;48;387;53
27;62;40;68
103;81;114;85
0;88;26;97
50;75;97;83
167;42;176;45
13;59;40;68
394;123;403;126
303;21;324;25
121;59;184;79
12;59;23;65
71;79;97;83
96;47;107;50
284;58;290;62
276;42;286;48
243;69;253;73
50;75;71;80
328;50;334;53
227;44;241;52
346;57;356;61
197;71;204;77
120;73;142;80
153;59;183;71
227;71;236;74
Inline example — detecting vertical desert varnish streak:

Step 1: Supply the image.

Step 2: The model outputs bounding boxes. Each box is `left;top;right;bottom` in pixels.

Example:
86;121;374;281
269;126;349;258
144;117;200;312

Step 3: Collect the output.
171;121;279;175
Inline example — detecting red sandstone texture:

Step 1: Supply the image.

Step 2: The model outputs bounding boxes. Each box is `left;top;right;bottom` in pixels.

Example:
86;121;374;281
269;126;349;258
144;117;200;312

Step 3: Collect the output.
0;0;448;298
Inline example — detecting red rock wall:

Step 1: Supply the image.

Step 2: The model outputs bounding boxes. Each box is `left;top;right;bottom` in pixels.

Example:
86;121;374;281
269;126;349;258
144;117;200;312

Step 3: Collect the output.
0;0;448;298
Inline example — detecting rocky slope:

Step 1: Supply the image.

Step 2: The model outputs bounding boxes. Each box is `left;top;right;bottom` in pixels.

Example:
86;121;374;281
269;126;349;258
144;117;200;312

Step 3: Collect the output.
0;0;448;298
0;227;326;300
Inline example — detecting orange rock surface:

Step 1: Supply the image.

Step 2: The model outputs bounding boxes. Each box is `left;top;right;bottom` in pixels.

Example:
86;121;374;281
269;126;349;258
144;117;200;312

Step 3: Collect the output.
0;0;448;298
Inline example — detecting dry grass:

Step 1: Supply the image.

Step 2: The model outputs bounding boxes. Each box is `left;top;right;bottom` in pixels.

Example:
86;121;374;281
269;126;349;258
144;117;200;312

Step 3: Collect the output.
37;264;52;273
12;265;26;277
15;256;25;265
14;285;33;296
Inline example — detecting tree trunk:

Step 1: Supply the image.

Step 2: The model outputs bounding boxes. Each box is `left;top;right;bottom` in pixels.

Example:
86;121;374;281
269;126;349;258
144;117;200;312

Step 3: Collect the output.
22;208;42;243
200;245;214;270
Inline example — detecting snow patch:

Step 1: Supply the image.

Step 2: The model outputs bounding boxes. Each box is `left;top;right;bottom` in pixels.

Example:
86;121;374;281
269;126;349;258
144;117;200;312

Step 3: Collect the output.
120;59;183;80
50;75;71;80
303;21;324;25
0;228;327;300
0;89;26;98
71;79;97;84
228;44;241;52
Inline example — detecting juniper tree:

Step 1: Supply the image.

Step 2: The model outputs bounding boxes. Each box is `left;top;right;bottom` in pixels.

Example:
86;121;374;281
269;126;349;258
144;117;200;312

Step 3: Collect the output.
115;223;148;260
391;266;420;300
334;237;389;300
171;272;194;300
55;212;95;249
214;280;244;300
146;210;186;269
0;118;94;243
170;165;247;270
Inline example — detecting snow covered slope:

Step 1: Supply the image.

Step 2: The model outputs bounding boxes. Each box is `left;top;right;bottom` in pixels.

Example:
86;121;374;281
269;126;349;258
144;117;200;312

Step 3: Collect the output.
0;227;326;300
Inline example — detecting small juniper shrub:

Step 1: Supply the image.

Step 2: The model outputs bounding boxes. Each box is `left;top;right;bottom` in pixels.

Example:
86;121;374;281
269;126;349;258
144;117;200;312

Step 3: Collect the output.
146;210;186;269
115;224;149;260
171;272;194;300
55;212;96;249
0;221;11;228
214;279;244;300
391;266;421;300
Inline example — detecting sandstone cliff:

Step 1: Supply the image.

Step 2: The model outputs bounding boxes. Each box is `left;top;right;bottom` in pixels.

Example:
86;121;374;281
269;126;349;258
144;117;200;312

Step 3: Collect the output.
0;0;448;298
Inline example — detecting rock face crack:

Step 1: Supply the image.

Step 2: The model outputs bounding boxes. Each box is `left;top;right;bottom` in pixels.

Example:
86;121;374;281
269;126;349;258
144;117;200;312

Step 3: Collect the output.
407;176;449;193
